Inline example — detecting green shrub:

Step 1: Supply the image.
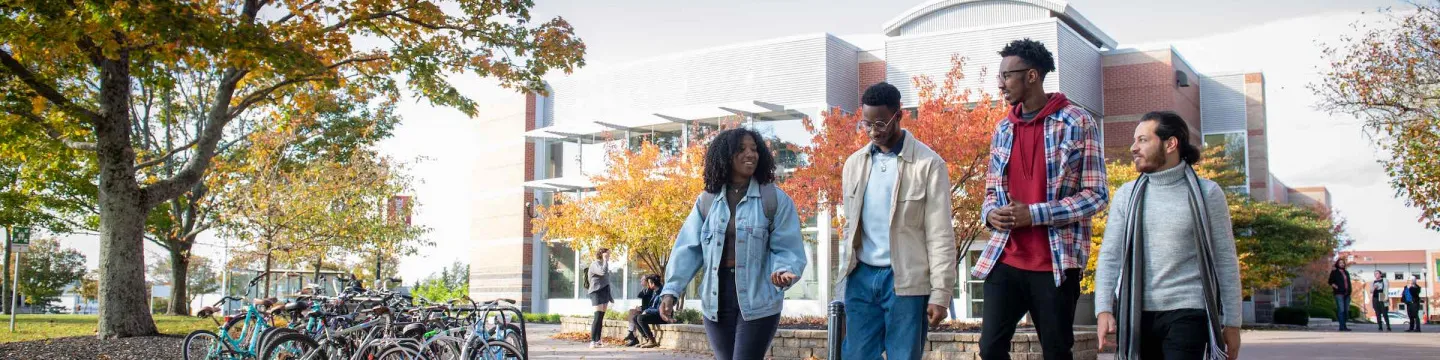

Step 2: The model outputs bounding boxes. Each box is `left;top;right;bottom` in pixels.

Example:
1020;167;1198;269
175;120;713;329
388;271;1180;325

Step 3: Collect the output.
675;309;702;325
1306;306;1335;320
1273;307;1309;326
522;313;563;324
1350;305;1363;320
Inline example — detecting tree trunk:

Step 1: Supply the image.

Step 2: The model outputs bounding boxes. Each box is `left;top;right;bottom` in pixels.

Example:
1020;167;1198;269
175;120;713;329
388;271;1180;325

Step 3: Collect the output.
166;249;190;315
95;53;159;339
263;241;273;298
2;231;10;315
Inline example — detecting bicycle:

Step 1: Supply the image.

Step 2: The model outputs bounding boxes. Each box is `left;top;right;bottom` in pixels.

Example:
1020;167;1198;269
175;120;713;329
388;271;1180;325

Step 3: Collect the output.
184;272;279;360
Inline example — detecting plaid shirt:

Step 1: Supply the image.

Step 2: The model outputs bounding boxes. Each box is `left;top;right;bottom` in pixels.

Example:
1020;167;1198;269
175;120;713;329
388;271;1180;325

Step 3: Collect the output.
972;104;1108;286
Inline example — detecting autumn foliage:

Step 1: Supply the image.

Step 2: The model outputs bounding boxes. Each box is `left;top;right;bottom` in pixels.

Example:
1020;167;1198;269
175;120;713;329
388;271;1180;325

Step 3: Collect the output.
1313;3;1440;232
786;55;1005;255
537;124;729;277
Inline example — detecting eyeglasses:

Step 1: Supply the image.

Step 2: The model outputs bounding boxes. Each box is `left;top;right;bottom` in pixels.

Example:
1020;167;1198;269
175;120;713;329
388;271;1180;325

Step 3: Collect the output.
856;111;900;131
997;68;1033;82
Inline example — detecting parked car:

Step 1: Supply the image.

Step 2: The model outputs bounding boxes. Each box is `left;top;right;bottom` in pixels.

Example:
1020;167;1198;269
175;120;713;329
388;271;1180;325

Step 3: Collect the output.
1387;311;1410;325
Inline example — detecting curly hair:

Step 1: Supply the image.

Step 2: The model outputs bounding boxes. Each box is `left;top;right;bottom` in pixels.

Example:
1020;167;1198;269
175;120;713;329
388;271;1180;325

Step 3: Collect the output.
703;128;776;194
862;82;902;112
998;38;1056;77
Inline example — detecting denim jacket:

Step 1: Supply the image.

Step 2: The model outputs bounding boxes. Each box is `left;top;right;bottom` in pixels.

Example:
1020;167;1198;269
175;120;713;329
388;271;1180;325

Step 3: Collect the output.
661;180;808;322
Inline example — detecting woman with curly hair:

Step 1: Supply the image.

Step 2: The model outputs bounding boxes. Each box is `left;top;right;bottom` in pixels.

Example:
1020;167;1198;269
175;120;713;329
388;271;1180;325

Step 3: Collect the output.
658;127;807;360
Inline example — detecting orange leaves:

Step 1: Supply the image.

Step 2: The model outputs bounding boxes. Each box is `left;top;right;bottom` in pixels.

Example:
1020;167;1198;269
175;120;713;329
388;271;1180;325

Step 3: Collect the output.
788;55;1003;250
536;136;708;275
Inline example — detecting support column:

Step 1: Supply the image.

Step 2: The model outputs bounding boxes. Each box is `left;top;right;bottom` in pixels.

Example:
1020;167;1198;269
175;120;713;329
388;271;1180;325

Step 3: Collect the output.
816;205;832;307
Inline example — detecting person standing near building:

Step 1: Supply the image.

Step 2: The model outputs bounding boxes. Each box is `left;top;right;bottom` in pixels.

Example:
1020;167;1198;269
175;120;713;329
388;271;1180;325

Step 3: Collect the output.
1093;111;1242;360
588;248;614;348
976;38;1109;360
1403;277;1422;332
1328;258;1354;331
1371;270;1392;332
835;82;958;360
659;128;807;360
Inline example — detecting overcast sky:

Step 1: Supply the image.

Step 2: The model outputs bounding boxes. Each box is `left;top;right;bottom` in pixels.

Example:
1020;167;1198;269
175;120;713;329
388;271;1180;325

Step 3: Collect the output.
56;0;1433;284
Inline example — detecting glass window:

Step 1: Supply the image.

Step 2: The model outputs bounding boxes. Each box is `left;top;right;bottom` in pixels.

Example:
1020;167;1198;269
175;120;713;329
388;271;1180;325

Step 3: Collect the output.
785;234;819;300
965;251;985;317
547;142;564;178
546;242;577;299
1395;272;1405;280
1202;132;1248;189
624;259;648;300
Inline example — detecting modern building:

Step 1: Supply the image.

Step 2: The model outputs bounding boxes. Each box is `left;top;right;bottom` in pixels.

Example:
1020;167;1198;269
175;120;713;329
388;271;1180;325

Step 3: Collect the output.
470;0;1329;319
1343;250;1436;323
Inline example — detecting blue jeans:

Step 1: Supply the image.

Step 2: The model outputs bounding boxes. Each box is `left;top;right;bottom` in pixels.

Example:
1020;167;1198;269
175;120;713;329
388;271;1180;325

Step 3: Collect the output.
1335;295;1350;330
843;263;929;360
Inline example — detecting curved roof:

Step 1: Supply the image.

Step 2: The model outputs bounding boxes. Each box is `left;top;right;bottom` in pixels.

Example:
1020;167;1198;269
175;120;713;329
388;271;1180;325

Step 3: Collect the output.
882;0;1117;49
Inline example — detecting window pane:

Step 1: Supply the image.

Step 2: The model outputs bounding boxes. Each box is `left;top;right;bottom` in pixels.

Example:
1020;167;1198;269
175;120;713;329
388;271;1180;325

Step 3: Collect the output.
970;301;984;317
546;242;576;299
625;260;644;299
968;283;985;300
1202;133;1248;188
785;236;819;300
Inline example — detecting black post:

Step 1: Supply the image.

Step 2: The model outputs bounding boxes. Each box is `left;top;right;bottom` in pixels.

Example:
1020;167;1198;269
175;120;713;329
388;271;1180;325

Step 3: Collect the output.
828;300;845;360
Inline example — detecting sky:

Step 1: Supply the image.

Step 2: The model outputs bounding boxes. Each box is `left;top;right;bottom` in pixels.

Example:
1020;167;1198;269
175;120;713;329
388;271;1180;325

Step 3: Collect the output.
52;0;1437;285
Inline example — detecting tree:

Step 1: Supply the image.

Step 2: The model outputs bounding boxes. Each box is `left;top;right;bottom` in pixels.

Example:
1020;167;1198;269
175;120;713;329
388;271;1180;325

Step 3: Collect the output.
1080;146;1343;296
0;0;584;337
786;55;1004;258
147;254;221;311
15;238;87;307
537;125;717;276
214;128;429;297
1312;2;1440;232
79;270;99;309
412;261;469;302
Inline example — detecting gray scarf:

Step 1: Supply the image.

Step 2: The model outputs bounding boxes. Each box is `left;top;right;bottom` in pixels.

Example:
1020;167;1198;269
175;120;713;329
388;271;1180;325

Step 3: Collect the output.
1115;165;1227;360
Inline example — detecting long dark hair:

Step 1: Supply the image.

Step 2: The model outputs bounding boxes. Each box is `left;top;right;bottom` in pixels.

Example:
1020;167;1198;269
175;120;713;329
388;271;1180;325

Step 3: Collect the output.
1140;111;1201;164
703;128;777;194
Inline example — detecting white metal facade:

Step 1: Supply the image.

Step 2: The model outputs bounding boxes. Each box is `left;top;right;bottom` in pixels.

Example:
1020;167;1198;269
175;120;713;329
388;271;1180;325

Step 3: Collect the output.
892;0;1049;36
1200;74;1248;134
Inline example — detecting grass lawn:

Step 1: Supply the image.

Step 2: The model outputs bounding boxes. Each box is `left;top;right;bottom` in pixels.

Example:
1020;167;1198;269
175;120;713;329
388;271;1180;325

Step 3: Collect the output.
0;314;215;343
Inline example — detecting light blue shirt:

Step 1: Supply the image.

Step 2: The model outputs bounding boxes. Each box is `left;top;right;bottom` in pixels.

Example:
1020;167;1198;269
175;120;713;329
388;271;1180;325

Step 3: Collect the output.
860;152;899;267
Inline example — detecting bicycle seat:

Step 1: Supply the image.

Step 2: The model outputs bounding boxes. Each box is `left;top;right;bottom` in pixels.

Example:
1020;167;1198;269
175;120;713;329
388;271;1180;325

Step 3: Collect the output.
284;301;311;312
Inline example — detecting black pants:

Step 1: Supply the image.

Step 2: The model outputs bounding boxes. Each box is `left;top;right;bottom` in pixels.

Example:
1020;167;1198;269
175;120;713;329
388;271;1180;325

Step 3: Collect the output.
979;263;1081;360
703;268;780;360
1139;309;1210;360
1406;303;1421;331
632;311;666;341
1375;304;1391;330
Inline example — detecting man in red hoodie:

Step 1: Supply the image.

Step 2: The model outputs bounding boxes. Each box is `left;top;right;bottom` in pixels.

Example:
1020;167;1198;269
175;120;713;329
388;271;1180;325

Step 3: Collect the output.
975;38;1109;360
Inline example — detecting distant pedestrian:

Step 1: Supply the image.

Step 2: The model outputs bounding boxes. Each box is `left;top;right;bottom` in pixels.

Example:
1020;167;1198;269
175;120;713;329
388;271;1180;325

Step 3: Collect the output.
588;248;614;348
1371;270;1391;332
1403;278;1422;332
1327;258;1353;331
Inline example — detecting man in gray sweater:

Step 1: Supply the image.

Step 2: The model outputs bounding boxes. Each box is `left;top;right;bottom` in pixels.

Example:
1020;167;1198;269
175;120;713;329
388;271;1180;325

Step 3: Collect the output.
1094;111;1242;359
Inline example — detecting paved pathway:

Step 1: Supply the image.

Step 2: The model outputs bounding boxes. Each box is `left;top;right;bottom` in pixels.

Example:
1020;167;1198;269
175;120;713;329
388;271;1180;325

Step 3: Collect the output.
525;324;711;360
1099;324;1440;360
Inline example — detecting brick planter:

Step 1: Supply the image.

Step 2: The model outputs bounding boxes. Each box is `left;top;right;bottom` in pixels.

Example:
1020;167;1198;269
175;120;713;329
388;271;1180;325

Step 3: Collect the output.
560;317;1098;360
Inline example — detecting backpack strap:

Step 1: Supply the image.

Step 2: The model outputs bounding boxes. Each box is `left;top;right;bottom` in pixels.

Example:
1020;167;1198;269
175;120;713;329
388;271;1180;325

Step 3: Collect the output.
760;183;777;232
698;191;718;221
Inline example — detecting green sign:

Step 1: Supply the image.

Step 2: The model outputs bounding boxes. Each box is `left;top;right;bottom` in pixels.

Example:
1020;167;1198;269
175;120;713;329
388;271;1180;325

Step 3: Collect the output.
8;227;28;245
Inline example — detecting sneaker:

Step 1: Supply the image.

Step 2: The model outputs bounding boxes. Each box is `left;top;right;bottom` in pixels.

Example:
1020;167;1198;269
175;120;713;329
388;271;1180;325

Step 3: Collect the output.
640;341;659;348
589;341;603;348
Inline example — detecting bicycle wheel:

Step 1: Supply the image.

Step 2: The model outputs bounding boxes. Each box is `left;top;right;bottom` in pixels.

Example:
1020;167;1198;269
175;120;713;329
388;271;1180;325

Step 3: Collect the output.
500;325;525;358
469;340;522;360
425;335;465;360
260;332;320;360
182;330;224;360
258;327;297;356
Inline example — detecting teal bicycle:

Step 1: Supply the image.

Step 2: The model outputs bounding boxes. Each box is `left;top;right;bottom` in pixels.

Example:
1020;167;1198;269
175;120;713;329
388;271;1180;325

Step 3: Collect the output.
183;273;279;360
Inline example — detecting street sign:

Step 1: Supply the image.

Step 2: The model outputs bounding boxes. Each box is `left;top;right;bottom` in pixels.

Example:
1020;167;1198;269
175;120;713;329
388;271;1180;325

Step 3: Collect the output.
9;228;28;245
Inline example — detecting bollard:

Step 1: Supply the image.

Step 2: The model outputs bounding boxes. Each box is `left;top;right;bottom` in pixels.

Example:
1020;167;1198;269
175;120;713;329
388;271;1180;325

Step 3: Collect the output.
827;300;845;360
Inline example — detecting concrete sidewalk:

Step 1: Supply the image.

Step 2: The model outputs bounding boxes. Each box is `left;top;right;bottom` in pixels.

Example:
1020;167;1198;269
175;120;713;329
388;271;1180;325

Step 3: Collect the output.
525;323;712;360
1098;324;1440;360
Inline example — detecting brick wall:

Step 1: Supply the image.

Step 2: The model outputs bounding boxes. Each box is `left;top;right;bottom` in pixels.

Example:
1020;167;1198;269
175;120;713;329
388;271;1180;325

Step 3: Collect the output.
858;61;886;100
